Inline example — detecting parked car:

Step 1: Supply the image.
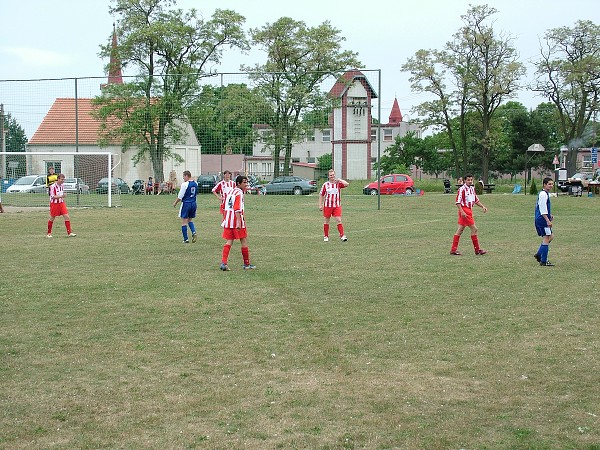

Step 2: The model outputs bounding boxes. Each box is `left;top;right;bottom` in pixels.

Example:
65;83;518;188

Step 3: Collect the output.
6;175;47;193
96;177;130;194
363;173;415;195
197;174;218;193
263;176;317;195
63;177;89;194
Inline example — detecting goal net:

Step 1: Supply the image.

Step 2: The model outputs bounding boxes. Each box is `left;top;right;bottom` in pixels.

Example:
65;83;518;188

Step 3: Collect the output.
1;151;122;208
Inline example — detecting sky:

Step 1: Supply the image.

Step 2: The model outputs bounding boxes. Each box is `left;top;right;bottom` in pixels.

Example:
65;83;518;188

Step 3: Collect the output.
1;0;598;138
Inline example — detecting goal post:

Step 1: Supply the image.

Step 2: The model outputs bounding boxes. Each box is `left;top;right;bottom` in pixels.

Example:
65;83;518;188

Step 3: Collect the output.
1;151;122;208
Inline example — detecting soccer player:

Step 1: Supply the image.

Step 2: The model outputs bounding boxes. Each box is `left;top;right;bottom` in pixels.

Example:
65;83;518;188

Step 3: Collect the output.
47;174;76;238
534;177;555;267
219;175;255;271
46;166;58;195
450;174;488;255
173;170;198;244
212;170;236;218
319;169;349;242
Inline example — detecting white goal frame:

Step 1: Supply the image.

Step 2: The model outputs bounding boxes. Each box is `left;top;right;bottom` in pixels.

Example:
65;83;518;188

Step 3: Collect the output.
1;151;121;208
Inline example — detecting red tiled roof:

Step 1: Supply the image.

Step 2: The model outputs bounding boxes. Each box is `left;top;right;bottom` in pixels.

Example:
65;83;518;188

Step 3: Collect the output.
29;98;103;145
328;70;378;99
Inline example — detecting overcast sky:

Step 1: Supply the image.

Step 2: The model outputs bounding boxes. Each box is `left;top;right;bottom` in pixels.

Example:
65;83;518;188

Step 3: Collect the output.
1;0;597;137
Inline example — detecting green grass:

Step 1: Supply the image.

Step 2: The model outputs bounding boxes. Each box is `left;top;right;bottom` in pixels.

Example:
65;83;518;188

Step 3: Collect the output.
1;191;599;449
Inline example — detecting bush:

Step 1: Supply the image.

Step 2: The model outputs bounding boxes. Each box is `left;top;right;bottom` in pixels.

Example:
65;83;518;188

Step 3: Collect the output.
530;179;538;195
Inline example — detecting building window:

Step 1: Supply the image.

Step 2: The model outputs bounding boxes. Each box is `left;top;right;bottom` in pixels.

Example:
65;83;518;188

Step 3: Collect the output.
383;129;393;141
371;129;377;142
322;129;331;142
582;155;592;169
307;130;315;142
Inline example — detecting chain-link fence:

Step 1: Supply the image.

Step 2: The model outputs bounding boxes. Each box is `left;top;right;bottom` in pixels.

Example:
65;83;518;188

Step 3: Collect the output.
2;70;392;187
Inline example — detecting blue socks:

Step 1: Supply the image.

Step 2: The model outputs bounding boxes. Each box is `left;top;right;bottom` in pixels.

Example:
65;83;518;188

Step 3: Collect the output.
182;226;189;241
538;243;549;263
189;222;196;234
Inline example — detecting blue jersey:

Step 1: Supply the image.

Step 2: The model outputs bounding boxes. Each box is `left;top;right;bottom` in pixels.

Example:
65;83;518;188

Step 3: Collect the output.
178;180;198;203
534;189;551;229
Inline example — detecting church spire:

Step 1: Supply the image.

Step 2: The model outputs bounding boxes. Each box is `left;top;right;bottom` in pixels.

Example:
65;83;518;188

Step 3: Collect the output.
101;23;123;89
388;98;403;124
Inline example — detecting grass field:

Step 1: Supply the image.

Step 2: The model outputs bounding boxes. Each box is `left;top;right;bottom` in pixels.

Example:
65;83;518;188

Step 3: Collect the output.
1;188;599;449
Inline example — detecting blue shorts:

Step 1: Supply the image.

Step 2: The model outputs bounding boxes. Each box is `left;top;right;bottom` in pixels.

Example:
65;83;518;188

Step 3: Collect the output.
179;202;197;219
535;219;552;237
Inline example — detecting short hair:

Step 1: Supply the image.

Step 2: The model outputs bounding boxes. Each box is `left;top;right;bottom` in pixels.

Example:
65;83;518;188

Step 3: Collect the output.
183;170;191;178
464;173;474;179
58;174;65;179
235;175;248;185
543;177;553;185
223;170;232;175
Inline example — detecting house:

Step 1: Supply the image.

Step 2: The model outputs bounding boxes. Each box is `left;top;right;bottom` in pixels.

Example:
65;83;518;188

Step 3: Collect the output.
248;70;421;180
26;25;201;188
27;97;201;187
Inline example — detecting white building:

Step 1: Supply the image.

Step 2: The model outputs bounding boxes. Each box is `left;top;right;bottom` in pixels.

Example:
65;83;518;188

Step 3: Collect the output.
248;70;421;180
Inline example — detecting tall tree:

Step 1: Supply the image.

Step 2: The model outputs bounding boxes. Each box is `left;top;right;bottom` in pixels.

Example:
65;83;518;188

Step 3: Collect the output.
532;19;600;175
243;17;361;178
94;0;248;181
187;84;274;155
402;5;524;181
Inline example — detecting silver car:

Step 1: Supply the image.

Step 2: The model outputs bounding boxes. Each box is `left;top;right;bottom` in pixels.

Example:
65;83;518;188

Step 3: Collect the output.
5;175;47;193
63;177;90;194
263;176;318;195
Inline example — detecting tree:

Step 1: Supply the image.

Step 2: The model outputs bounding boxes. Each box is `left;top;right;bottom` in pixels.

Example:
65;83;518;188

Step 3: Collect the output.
402;5;524;182
94;0;248;181
532;20;600;175
243;17;361;178
1;111;28;178
187;84;273;155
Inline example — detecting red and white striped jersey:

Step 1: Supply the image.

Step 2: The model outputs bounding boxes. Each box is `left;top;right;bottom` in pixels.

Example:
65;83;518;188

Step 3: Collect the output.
49;183;64;204
455;184;478;208
222;187;245;229
212;179;236;204
319;181;346;208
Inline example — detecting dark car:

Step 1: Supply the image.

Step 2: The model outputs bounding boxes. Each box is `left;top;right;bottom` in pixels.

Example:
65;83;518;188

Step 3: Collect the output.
263;176;317;195
96;177;130;194
363;173;415;195
197;174;218;193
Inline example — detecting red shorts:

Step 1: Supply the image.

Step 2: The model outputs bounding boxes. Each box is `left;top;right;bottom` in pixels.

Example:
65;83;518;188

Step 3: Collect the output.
222;227;247;240
323;206;342;218
458;207;475;227
50;202;68;217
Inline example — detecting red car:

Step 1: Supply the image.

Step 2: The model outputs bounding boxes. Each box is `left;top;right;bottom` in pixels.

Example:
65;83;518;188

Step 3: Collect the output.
363;173;415;195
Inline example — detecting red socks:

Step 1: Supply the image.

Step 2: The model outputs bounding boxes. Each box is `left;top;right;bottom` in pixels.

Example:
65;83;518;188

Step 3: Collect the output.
221;244;231;264
451;234;460;252
471;235;480;252
241;247;250;266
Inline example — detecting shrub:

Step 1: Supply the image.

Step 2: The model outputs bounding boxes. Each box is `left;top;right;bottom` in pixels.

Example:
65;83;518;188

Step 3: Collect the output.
530;179;538;195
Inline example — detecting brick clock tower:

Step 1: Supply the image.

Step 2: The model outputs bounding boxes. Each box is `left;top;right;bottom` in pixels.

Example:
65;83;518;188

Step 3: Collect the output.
328;70;377;180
